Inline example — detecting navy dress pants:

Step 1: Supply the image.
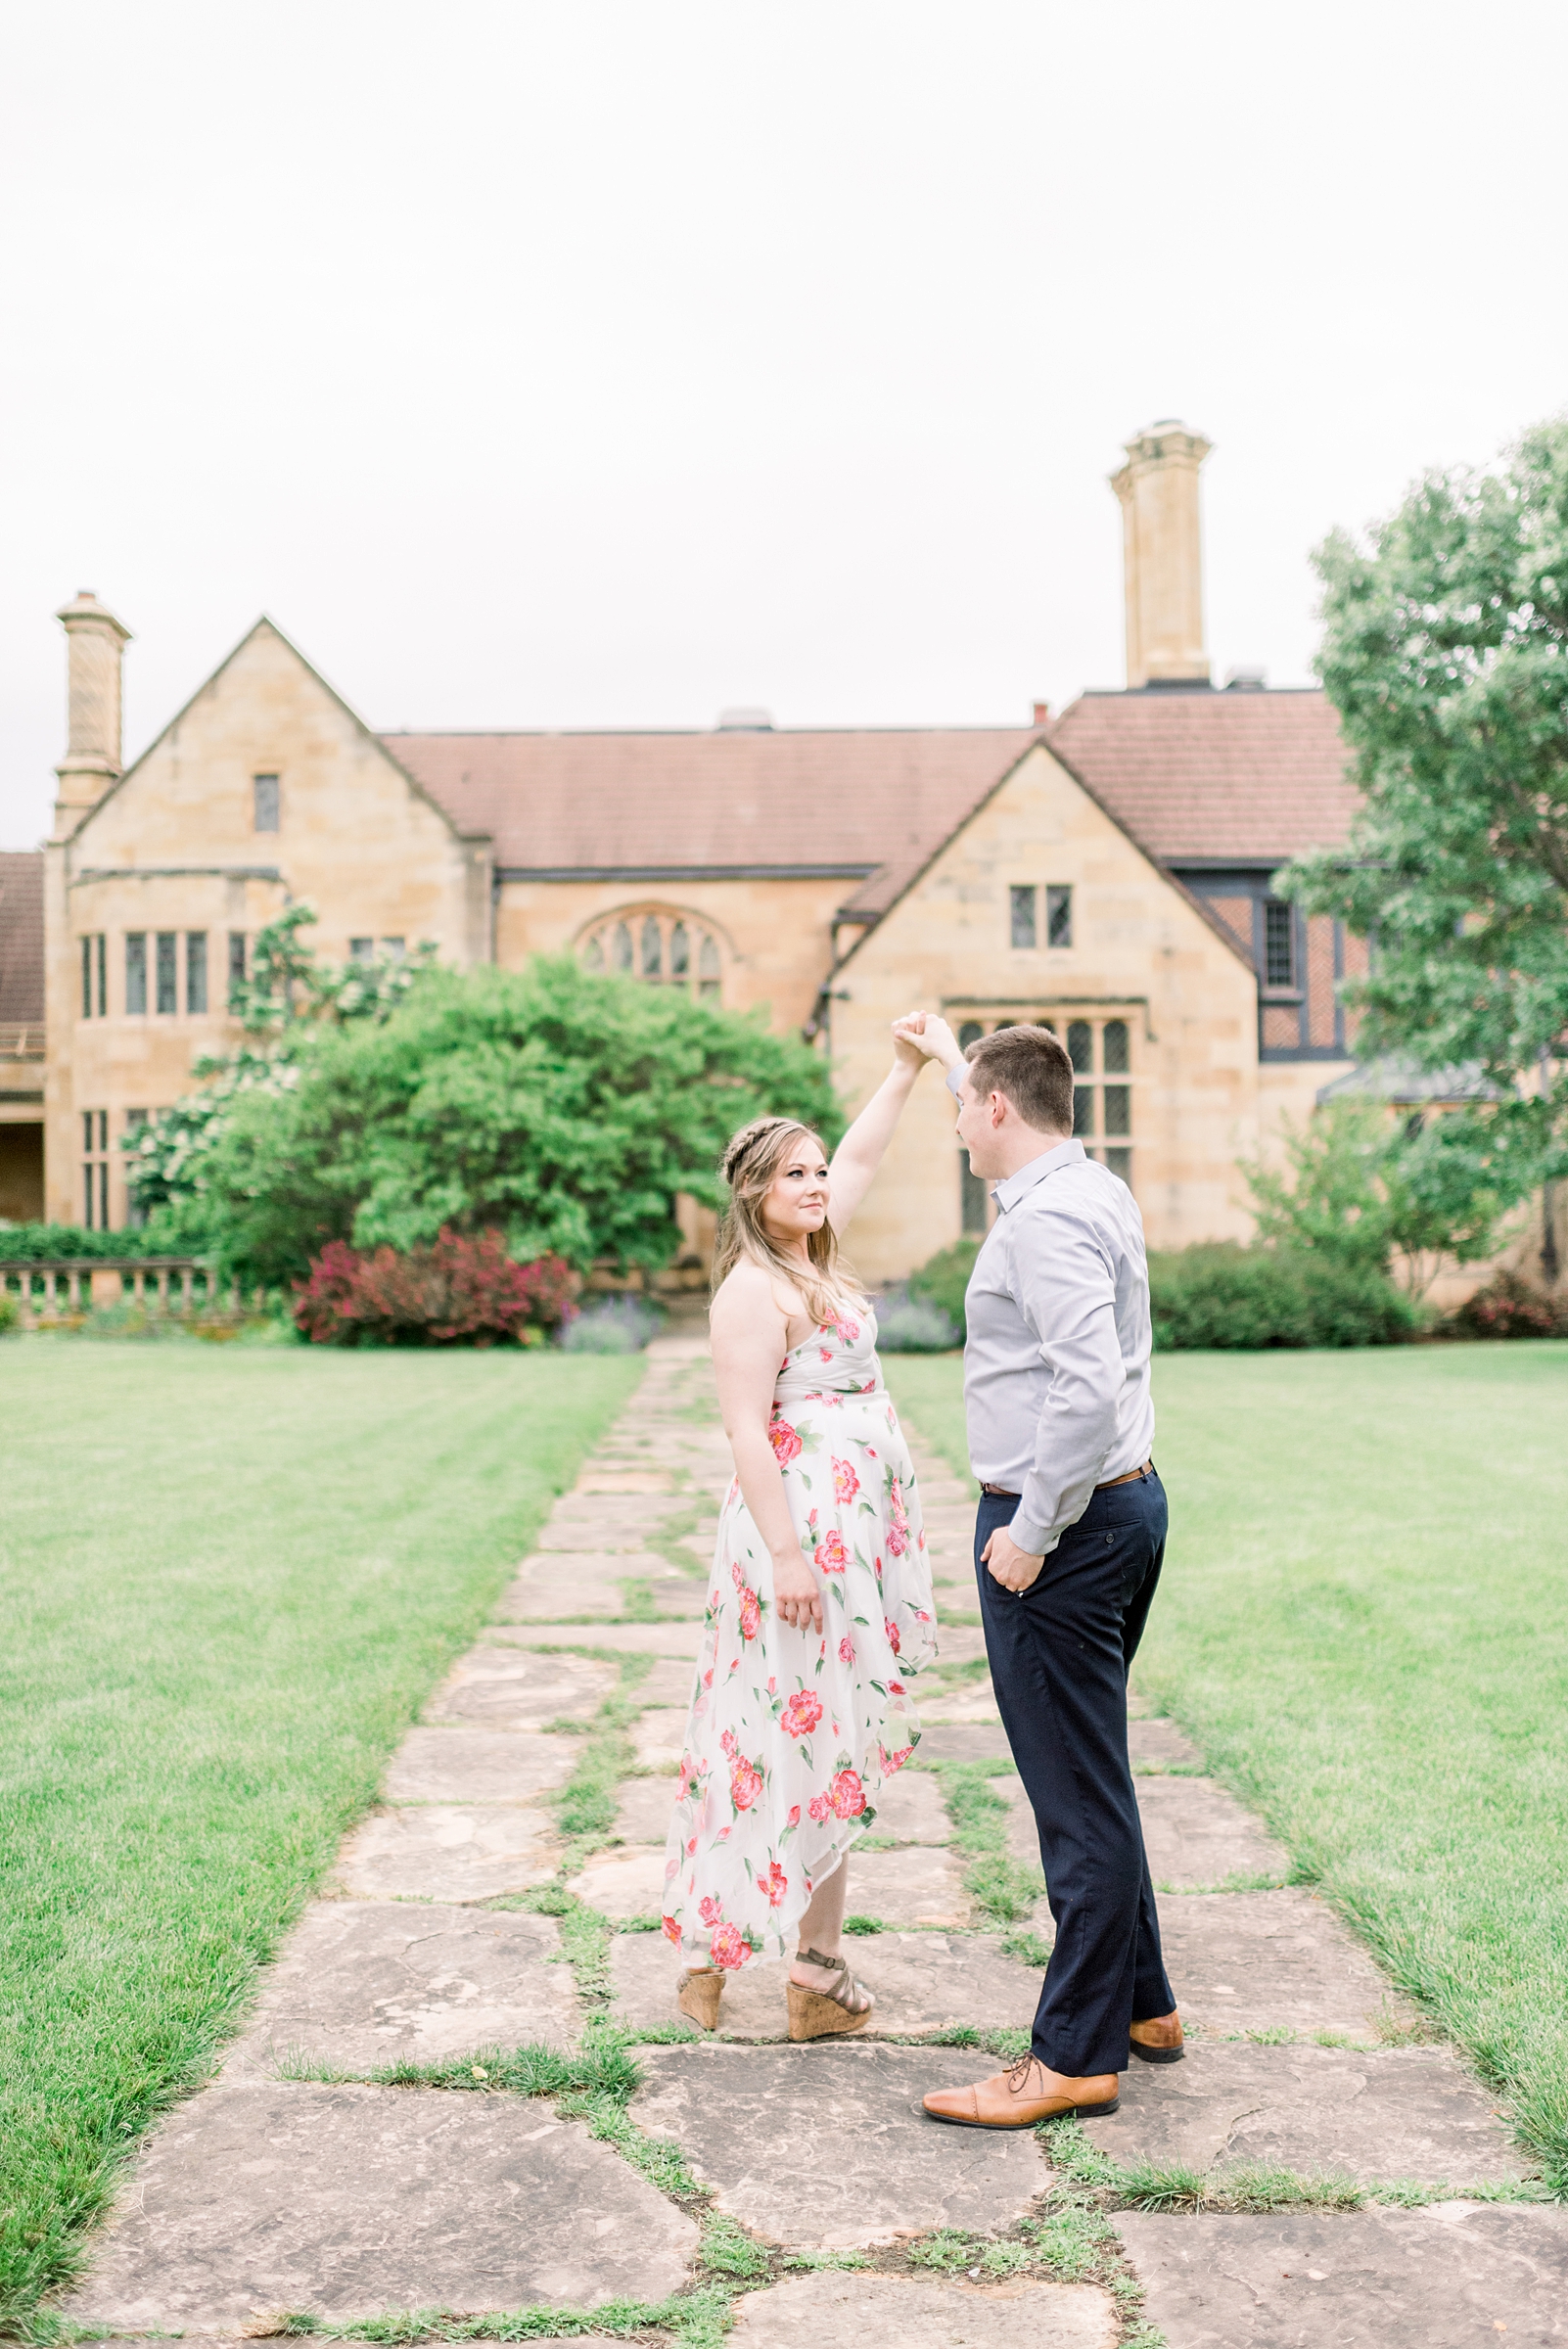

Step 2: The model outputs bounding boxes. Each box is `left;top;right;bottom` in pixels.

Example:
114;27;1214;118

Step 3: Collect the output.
975;1473;1175;2078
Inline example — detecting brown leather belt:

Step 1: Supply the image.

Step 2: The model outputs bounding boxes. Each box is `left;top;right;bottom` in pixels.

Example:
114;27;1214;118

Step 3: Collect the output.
981;1460;1154;1499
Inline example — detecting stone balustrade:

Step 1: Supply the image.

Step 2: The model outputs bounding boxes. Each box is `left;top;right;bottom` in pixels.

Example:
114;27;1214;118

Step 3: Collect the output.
1;1257;226;1318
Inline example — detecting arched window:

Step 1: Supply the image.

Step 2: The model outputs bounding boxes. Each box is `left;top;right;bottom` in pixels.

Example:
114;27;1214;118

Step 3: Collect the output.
579;907;724;1001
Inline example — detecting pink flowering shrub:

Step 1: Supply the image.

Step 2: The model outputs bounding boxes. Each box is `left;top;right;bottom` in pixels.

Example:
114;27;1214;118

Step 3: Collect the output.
293;1228;576;1347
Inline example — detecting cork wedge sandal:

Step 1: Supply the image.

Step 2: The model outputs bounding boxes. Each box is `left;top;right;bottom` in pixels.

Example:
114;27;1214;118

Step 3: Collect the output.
676;1968;724;2031
785;1946;875;2042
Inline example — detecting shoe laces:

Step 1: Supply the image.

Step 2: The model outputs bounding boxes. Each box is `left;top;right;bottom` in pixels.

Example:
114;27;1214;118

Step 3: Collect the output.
1005;2051;1042;2096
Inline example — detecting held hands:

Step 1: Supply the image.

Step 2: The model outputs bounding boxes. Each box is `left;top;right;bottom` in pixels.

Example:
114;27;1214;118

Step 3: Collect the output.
891;1010;964;1071
772;1549;824;1635
981;1524;1046;1594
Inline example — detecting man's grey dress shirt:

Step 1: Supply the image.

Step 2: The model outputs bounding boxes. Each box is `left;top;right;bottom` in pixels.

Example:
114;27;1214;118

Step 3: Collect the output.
961;1135;1156;1556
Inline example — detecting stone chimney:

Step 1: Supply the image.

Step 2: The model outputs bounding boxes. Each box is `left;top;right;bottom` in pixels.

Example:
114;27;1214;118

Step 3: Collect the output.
1110;422;1212;688
53;589;132;837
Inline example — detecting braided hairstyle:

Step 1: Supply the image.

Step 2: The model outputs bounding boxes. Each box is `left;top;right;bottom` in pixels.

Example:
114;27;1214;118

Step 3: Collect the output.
710;1115;861;1331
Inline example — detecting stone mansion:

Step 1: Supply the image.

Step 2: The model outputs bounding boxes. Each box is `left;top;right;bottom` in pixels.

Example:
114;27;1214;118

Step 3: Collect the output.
1;424;1372;1282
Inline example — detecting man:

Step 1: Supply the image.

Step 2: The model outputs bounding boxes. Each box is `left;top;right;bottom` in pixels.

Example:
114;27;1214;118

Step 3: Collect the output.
906;1019;1180;2127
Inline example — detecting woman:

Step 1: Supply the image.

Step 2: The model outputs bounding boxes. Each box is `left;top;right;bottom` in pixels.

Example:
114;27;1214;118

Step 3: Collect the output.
662;1015;941;2040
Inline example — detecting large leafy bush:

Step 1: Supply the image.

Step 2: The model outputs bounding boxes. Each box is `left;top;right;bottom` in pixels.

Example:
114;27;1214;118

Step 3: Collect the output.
1149;1244;1420;1351
152;955;838;1288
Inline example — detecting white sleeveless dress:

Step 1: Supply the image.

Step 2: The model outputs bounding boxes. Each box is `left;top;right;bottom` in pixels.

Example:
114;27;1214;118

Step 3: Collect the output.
662;1305;939;1970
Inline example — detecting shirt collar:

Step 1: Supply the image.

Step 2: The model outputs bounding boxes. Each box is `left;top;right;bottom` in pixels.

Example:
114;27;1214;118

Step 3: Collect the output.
992;1137;1085;1214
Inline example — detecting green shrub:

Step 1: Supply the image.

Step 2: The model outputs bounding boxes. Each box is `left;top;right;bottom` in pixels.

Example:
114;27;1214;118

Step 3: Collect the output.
1149;1243;1421;1351
908;1237;981;1341
0;1223;158;1264
873;1290;959;1353
558;1296;666;1353
0;1294;19;1334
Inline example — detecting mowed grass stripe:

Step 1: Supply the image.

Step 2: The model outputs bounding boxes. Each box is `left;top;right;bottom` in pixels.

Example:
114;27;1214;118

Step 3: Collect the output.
0;1342;641;2323
885;1343;1568;2188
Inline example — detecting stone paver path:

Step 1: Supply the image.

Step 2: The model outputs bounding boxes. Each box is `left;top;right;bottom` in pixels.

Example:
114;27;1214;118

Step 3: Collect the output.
59;1336;1565;2346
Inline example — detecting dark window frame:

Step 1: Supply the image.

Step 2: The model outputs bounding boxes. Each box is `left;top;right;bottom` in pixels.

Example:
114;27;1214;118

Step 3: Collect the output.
254;773;280;832
1046;884;1074;949
1008;885;1038;949
156;931;178;1016
186;931;208;1015
125;932;148;1016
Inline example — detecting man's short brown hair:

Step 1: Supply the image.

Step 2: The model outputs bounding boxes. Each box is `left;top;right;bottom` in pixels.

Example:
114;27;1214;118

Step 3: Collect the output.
963;1023;1076;1136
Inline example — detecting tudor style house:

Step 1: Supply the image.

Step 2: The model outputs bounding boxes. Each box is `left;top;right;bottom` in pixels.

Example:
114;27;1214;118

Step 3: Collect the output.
4;425;1382;1276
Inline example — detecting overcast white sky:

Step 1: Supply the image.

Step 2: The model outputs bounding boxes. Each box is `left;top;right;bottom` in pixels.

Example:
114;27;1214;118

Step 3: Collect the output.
3;0;1566;848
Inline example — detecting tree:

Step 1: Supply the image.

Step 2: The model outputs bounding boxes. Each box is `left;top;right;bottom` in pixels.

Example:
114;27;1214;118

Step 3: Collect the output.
126;907;432;1224
1279;416;1568;1212
149;956;840;1287
1243;1099;1506;1295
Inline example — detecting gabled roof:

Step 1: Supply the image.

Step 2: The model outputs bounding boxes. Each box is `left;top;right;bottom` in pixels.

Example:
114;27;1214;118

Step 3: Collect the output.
1048;685;1360;864
833;732;1258;975
383;727;1043;914
73;618;473;849
0;851;45;1026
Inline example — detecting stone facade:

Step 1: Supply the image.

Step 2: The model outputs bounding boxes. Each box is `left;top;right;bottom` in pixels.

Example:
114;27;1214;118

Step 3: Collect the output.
16;420;1480;1277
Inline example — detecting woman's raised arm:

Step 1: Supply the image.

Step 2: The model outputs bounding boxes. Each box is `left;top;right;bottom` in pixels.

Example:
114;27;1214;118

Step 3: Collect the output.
826;1012;945;1232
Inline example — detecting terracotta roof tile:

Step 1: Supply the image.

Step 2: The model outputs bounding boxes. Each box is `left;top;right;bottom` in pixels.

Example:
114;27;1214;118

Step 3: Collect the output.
0;851;44;1027
381;728;1042;914
1048;687;1359;864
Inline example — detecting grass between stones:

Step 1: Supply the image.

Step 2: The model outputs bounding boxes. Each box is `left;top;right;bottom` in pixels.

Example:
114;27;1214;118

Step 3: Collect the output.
0;1342;643;2330
886;1345;1568;2191
920;1758;1046;1928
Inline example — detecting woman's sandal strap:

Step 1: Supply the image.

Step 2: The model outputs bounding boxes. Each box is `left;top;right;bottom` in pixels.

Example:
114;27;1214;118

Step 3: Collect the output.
794;1947;868;2010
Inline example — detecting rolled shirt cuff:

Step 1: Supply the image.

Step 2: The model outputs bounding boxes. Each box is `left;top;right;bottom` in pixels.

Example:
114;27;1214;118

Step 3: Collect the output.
945;1064;965;1100
1006;1511;1056;1557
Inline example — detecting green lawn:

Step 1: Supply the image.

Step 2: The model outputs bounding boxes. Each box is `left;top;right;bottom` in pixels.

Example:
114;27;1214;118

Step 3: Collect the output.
885;1344;1568;2188
0;1340;640;2325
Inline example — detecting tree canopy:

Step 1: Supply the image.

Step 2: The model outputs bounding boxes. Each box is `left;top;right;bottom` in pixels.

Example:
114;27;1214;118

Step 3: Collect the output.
139;950;840;1287
1280;416;1568;1204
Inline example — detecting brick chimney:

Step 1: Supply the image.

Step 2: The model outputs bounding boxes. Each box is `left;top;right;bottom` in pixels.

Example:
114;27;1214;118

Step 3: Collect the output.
53;589;132;837
1110;422;1211;688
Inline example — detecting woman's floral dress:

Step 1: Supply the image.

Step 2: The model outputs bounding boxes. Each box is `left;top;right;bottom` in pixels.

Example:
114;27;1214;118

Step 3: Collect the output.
662;1306;938;1973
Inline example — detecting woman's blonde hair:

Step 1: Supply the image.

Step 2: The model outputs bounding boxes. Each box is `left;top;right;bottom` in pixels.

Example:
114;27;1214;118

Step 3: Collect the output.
711;1116;861;1330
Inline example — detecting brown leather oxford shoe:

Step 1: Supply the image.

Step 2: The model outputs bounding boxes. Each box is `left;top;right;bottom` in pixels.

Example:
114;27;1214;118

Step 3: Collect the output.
922;2051;1119;2129
1129;2007;1184;2063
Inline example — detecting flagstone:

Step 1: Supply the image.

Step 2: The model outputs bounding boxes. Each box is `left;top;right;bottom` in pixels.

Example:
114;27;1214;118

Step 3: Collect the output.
424;1647;615;1728
1113;2204;1568;2348
629;1654;701;1708
336;1804;559;1904
631;1706;690;1769
568;1846;669;1918
611;1775;679;1841
920;1681;1001;1725
728;2270;1117;2349
1154;1889;1407;2040
1077;2042;1529;2186
837;1844;970;1927
931;1623;990;1667
489;1620;707;1659
384;1727;576;1807
224;1902;578;2075
574;1469;675;1494
630;2043;1047;2247
918;1723;1017;1765
998;1773;1289;1891
866;1766;950;1843
611;1927;1039;2039
57;2081;698;2329
495;1552;682;1617
1129;1716;1204;1771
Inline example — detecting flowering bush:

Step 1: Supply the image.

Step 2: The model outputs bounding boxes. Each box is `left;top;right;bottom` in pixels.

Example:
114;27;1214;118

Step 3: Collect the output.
293;1228;576;1348
1446;1270;1567;1340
